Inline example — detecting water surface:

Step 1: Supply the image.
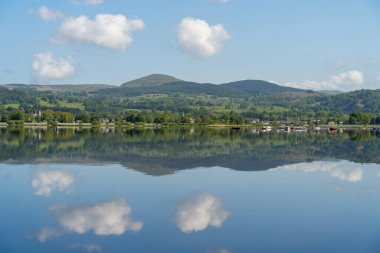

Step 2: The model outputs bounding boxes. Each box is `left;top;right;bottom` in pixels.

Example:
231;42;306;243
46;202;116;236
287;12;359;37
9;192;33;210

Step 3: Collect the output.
0;128;379;253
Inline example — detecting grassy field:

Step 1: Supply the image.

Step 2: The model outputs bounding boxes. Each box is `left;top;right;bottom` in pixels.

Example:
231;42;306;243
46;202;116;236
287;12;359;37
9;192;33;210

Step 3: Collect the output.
3;104;20;109
57;101;85;110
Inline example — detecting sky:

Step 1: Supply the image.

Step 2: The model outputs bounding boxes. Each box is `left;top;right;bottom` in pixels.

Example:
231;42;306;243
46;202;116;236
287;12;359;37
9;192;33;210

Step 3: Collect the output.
1;0;380;91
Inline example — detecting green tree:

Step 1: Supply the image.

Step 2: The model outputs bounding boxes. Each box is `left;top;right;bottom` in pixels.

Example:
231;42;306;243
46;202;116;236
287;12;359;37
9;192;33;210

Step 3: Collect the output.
42;110;54;123
348;112;371;125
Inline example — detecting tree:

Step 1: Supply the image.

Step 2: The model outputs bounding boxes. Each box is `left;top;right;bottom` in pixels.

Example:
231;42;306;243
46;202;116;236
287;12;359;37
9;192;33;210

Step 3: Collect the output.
42;110;54;123
348;112;371;125
57;112;75;123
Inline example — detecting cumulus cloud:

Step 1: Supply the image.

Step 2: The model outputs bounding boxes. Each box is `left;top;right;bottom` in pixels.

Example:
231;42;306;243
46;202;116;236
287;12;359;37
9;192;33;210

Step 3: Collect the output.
284;70;364;90
52;14;144;51
176;193;230;233
32;52;75;80
32;169;75;197
177;17;231;58
331;70;363;85
70;244;102;252
50;198;143;236
36;227;63;243
281;161;363;183
37;5;63;21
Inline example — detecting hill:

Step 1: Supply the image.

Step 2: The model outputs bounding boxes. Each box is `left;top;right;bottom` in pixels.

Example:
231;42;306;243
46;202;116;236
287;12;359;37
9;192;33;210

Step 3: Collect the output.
1;74;380;123
98;81;248;98
121;74;182;87
99;74;306;98
4;83;114;93
221;80;307;95
315;89;380;114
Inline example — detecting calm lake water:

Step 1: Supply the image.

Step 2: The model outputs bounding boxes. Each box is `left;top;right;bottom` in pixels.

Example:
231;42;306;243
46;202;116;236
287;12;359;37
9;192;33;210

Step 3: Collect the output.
1;127;380;253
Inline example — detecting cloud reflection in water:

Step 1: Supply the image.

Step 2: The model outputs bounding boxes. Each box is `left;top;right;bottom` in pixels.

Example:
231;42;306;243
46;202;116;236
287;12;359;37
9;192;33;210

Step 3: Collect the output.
176;193;230;233
49;198;143;236
280;161;364;182
36;227;62;243
32;169;75;197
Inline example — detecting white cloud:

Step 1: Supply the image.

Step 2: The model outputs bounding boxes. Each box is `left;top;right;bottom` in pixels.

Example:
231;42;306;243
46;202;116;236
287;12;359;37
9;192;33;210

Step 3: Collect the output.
36;227;62;243
32;52;75;81
176;193;230;233
331;70;363;85
376;76;380;82
53;14;144;51
281;161;363;183
32;169;75;197
284;70;364;90
177;17;231;58
70;244;102;252
50;198;143;235
37;5;63;21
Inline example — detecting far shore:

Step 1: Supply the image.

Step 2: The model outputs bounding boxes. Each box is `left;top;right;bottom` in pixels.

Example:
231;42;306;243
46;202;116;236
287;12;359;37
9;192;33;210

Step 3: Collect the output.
0;122;379;130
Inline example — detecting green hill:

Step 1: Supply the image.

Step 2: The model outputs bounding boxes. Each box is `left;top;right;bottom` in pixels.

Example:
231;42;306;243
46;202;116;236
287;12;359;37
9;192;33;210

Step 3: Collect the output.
98;81;248;98
1;74;380;122
221;80;307;95
4;83;114;93
121;74;182;87
100;75;306;98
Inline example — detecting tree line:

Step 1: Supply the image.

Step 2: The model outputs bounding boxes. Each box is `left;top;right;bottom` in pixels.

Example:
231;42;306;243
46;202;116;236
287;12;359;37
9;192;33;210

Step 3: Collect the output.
1;106;380;125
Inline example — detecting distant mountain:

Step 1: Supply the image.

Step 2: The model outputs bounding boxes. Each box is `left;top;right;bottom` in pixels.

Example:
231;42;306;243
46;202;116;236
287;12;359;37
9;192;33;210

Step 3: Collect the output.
3;83;114;93
99;80;248;98
98;74;307;98
2;74;380;117
121;74;182;87
221;80;307;95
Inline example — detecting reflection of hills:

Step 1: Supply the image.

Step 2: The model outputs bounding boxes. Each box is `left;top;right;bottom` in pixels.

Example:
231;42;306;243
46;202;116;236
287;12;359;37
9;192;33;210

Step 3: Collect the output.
0;128;379;176
120;156;298;176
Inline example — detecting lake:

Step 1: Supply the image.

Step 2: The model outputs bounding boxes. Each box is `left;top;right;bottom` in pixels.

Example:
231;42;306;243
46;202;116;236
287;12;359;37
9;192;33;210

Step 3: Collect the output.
0;127;379;253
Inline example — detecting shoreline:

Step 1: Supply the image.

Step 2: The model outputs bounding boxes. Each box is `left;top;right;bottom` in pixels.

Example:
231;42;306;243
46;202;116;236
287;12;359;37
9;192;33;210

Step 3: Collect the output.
0;122;379;130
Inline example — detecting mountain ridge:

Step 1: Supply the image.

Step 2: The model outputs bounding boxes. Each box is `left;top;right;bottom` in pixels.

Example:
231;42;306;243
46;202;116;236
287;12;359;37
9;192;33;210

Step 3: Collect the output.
121;74;182;87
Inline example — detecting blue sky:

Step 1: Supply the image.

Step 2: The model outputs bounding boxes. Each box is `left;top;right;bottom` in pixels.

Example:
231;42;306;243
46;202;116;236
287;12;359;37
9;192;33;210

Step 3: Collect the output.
0;0;380;91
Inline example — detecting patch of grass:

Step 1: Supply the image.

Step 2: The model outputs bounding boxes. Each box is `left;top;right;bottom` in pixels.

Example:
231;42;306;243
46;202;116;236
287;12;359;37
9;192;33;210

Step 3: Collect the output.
57;101;85;110
2;104;20;109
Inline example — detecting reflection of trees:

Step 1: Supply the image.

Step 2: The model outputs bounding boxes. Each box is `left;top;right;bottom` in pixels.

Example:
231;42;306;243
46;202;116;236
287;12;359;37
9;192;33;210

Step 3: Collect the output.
349;130;371;142
0;128;380;174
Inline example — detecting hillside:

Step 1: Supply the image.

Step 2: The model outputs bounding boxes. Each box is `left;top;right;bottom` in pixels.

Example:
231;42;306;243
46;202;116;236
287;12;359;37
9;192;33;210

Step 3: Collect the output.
4;83;114;93
121;74;182;87
98;74;306;98
315;89;380;114
221;80;308;95
98;81;248;98
1;74;380;123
